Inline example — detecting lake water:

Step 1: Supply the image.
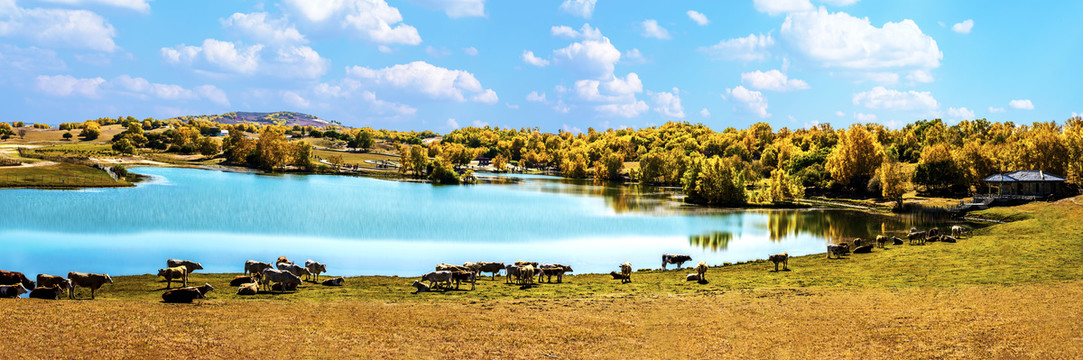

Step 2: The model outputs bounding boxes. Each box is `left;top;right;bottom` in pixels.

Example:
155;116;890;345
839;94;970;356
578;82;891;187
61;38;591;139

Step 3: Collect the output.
0;167;959;278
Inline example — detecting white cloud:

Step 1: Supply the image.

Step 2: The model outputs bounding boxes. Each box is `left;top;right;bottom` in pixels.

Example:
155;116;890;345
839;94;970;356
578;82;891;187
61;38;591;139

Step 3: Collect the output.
740;69;809;91
282;91;310;108
111;75;194;100
35;74;104;97
222;12;306;44
0;1;118;52
551;25;579;38
686;10;709;26
852;86;939;111
162;39;263;75
553;100;570;114
522;50;550;67
575;73;649;118
702;33;774;62
271;45;330;79
549;23;602;40
1009;99;1034;110
947;107;974;120
413;0;486;18
640;19;671;40
651;87;685;118
854;112;877;121
906;69;934;83
559;0;597;19
281;0;421;45
700;108;710;117
553;35;621;79
596;101;648;118
727;85;770;118
835;111;845;117
0;44;66;73
818;0;860;5
526;91;546;102
38;0;150;13
463;47;478;56
162;39;327;79
446;118;459;129
754;0;813;16
623;48;646;63
347;61;497;104
194;85;230;106
472;120;488;127
426;46;452;57
952;19;973;34
988;107;1005;113
781;7;942;70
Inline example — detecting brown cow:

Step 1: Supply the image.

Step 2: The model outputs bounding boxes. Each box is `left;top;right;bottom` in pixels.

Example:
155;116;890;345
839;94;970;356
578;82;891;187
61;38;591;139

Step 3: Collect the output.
0;284;28;298
29;285;64;300
157;266;187;288
36;274;71;298
0;270;35;289
230;275;259;287
162;288;203;303
67;272;112;299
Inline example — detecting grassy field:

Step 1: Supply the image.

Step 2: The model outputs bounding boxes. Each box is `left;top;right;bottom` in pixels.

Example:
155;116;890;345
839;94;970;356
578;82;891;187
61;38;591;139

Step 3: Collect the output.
312;148;400;171
0;162;130;188
0;197;1081;357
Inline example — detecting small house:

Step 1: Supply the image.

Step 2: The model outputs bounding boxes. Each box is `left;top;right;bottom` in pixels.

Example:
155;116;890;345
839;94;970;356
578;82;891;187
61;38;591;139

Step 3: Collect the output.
983;170;1067;198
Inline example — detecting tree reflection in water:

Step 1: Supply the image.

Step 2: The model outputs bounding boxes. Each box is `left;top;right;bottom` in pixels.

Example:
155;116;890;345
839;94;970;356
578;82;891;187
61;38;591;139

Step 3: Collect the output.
689;232;734;251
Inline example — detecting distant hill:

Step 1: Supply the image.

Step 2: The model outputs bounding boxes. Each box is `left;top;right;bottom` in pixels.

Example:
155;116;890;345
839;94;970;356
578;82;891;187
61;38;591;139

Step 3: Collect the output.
170;112;342;128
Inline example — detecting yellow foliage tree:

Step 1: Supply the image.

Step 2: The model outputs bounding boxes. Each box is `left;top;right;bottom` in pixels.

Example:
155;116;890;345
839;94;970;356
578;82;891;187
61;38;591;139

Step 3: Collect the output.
879;160;908;209
825;124;883;188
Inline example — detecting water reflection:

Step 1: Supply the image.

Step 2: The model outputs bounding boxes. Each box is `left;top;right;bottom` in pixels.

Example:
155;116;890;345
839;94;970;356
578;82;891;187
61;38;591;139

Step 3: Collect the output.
689;232;734;251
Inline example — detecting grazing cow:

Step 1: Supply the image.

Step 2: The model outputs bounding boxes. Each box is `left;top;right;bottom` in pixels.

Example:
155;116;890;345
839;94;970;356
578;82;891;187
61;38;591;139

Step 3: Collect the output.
695;261;708;281
827;244;848;259
609;271;629;280
853;245;874;254
304;260;327;282
244;260;273;276
538;264;568;283
907;230;927;245
518;265;535;286
619;262;632;284
876;235;889;249
322;277;345;286
29;285;65;300
237;282;259;295
452;272;476;290
686;274;701;281
661;254;692;270
505;265;521;284
157;266;187;288
162;288;203;303
0;270;35;289
261;268;301;292
166;259;202;286
277;262;311;279
411;280;430;294
462;262;481;276
0;284;28;298
768;253;789;272
892;236;905;245
67;272;112;299
951;225;966;239
476;262;505;280
230;275;259;287
421;271;453;290
36;274;71;298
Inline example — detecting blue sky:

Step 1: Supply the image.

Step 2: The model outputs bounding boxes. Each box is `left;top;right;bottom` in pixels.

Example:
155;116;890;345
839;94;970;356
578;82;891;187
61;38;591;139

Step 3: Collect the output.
1;0;1080;132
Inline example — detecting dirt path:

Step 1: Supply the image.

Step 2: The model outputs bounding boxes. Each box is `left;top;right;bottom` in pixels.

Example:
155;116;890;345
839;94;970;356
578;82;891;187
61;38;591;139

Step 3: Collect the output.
0;145;56;169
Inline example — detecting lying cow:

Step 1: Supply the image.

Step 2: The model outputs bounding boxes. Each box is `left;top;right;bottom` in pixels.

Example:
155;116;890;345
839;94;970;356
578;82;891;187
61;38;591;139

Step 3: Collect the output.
304;260;327;282
609;271;629;280
68;272;112;299
244;260;273;276
230;275;259;287
29;285;65;300
421;271;453;290
686;274;701;282
619;262;632;284
476;262;504;280
162;288;203;303
0;270;35;289
411;280;430;294
157;266;187;288
892;236;905;245
261;268;301;292
853;245;874;254
941;236;957;243
0;283;27;298
661;254;692;270
36;274;71;298
237;282;259;295
166;259;203;285
826;244;848;259
322;277;345;286
768;253;789;272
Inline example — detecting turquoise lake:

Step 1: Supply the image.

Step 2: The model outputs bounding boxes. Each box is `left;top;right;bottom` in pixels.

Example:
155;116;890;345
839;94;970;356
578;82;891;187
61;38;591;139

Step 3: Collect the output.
0;167;956;277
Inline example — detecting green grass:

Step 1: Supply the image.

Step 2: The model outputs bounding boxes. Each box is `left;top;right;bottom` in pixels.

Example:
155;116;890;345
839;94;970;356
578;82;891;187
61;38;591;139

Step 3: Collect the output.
0;162;131;188
85;196;1083;304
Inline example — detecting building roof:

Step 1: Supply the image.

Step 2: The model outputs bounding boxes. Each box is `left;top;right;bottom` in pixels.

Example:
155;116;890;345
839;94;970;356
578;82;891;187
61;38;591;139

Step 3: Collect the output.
983;170;1067;183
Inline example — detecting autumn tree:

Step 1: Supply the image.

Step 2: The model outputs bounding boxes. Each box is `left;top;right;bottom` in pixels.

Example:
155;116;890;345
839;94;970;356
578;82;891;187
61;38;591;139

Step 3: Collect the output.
682;155;747;206
1064;117;1083;185
560;149;589;178
492;154;508;172
80;121;101;140
825;124;883;190
255;127;290;171
879;160;908;209
592;150;624;182
767;169;804;203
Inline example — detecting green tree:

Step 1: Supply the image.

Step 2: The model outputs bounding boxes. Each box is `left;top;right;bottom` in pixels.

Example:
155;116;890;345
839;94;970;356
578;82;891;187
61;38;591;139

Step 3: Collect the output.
63;132;73;140
112;138;136;154
80;121;101;140
682;155;747;206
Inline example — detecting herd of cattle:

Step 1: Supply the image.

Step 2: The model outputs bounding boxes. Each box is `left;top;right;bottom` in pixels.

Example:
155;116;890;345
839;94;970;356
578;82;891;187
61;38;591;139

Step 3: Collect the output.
0;225;969;300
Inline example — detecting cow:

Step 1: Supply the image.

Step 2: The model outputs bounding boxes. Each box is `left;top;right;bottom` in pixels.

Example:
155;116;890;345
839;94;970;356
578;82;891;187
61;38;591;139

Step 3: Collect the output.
421;271;453;290
941;236;957;243
244;260;273;276
852;238;865;247
166;259;203;285
29;285;65;300
411;280;430;294
661;254;692;270
261;268;301;292
619;262;632;284
518;265;535;286
768;253;789;272
462;262;481;276
436;263;470;273
927;227;941;240
67;272;112;299
185;283;214;297
610;271;629;280
951;225;966;238
908;230;927;245
686;274;701;281
322;277;345;286
162;288;203;303
304;260;327;282
876;235;889;249
853;245;874;254
237;282;259;295
476;262;505;280
505;265;521;284
36;274;71;298
892;236;905;245
277;262;310;279
0;270;35;289
452;272;476;290
538;264;568;283
229;275;259;287
157;266;187;288
695;261;708;281
0;284;28;298
827;244;848;259
276;257;291;266
514;261;539;267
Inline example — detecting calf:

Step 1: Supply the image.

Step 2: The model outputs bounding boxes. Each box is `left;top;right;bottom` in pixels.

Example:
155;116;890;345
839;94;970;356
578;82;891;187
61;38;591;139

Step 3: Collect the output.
941;236;957;243
322;277;345;286
476;262;504;280
166;259;203;285
695;261;708;281
619;262;632;284
0;284;28;298
162;288;203;303
892;236;905;245
229;275;259;287
951;225;966;239
304;260;327;282
237;282;259;295
768;253;789;272
661;254;692;270
411;280;430;294
0;270;35;289
184;283;214;297
157;266;187;288
67;272;112;299
875;235;889;249
853;245;874;254
29;285;64;300
244;260;273;276
421;271;453;290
